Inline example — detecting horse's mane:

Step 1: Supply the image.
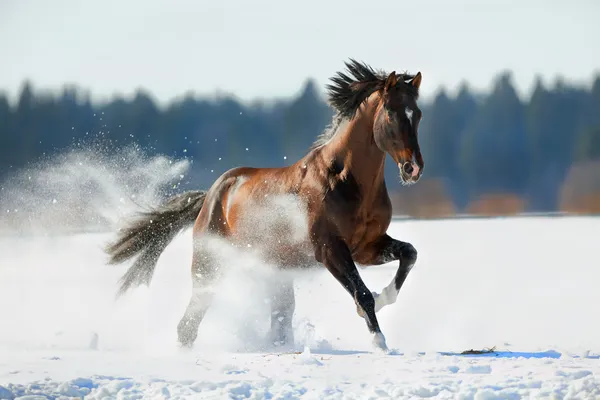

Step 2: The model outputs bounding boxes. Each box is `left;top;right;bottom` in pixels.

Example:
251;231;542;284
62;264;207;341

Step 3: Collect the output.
311;59;418;150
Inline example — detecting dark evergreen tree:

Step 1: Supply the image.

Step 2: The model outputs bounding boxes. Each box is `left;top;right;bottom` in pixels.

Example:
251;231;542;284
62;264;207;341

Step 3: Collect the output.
459;72;530;198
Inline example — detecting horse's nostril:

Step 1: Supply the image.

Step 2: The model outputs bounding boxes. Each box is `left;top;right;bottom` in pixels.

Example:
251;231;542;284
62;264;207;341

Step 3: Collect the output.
403;162;413;175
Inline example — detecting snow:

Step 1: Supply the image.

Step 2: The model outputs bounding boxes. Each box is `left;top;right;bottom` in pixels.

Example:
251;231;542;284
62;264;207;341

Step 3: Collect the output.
1;216;599;398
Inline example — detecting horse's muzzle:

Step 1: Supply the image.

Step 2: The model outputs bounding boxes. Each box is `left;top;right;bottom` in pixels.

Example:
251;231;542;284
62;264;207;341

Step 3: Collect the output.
399;162;421;184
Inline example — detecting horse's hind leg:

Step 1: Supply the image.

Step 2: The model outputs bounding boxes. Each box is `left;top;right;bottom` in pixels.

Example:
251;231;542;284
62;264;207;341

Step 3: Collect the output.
269;277;295;348
177;248;219;348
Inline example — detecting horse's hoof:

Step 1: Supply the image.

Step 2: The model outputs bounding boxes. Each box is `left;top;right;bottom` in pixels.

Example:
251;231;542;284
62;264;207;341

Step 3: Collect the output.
178;342;195;353
372;331;389;353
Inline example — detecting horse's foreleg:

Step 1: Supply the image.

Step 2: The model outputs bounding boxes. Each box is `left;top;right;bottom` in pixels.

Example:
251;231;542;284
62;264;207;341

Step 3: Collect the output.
357;234;418;314
313;227;389;352
269;277;295;348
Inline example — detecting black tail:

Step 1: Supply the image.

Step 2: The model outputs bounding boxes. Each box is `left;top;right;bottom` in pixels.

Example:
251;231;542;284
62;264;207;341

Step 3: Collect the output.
105;190;207;296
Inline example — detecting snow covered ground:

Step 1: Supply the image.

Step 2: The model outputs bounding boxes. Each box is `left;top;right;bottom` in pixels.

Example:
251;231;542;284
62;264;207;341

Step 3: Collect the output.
1;215;599;399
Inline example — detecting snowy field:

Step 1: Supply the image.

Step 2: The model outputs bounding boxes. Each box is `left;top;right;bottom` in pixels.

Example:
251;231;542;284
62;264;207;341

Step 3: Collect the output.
1;215;599;399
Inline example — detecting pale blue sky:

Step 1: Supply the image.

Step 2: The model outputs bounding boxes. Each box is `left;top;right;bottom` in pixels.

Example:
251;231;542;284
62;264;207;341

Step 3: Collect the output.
1;0;599;105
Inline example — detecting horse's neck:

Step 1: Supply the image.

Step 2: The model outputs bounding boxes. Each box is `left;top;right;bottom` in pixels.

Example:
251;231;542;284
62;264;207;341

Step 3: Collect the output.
322;107;387;195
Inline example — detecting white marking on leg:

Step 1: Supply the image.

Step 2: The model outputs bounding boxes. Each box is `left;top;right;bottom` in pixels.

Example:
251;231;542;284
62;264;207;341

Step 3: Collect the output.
356;282;399;317
373;280;398;313
373;261;415;313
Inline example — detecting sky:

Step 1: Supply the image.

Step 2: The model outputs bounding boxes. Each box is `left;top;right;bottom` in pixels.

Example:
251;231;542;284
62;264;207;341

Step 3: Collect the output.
1;0;599;106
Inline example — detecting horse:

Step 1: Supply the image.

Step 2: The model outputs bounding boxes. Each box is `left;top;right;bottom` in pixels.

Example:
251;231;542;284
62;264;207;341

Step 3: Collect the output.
105;59;424;353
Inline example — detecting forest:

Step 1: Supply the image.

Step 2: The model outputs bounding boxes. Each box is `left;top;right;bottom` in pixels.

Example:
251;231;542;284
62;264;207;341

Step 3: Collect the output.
1;70;599;217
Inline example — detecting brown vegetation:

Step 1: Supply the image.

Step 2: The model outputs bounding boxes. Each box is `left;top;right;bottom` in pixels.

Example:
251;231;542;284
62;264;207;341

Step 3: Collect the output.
559;161;600;214
465;194;526;216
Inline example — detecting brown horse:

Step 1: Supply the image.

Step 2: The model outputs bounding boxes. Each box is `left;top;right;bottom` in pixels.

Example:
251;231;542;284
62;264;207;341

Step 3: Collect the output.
105;59;424;353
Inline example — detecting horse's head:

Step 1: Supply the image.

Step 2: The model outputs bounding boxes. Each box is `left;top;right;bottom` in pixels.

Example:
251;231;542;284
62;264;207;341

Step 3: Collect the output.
373;71;423;185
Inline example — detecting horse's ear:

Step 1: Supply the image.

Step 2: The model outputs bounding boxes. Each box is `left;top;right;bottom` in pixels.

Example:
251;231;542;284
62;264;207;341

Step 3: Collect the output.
410;72;422;89
384;72;398;92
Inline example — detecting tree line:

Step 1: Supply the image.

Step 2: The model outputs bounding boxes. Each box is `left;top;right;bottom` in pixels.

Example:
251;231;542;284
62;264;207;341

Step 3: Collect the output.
1;71;599;213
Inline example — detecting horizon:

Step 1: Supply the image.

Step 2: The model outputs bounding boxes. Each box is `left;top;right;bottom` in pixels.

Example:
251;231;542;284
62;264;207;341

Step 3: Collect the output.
3;67;599;109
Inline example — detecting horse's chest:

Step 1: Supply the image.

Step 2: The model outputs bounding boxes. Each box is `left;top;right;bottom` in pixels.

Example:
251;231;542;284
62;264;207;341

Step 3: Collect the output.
321;166;391;250
347;211;389;250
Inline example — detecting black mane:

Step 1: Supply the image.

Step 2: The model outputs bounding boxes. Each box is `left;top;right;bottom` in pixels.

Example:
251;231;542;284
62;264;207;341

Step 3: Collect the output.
326;59;418;118
312;59;418;149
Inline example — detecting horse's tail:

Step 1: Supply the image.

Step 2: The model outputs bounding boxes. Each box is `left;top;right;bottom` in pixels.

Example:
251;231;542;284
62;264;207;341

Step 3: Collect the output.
105;190;207;296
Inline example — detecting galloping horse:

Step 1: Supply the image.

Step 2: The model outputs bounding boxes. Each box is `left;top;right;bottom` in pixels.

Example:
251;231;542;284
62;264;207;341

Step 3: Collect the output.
105;59;424;353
